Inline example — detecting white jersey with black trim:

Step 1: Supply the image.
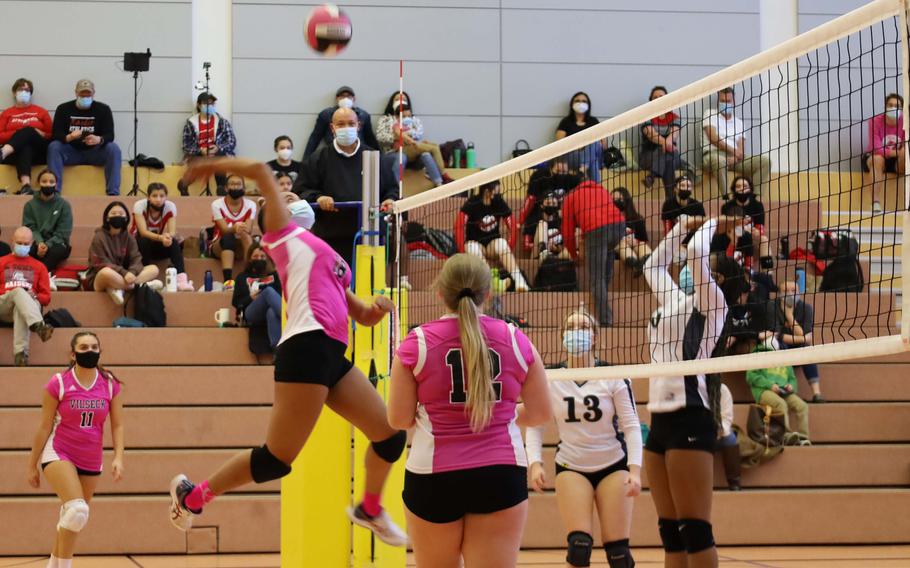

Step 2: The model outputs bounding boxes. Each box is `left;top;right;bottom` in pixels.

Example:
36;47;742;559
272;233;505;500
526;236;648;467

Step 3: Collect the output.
643;219;728;414
525;378;642;472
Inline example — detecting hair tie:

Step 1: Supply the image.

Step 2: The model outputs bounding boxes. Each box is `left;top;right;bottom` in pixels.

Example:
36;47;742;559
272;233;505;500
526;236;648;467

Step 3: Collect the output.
456;288;475;300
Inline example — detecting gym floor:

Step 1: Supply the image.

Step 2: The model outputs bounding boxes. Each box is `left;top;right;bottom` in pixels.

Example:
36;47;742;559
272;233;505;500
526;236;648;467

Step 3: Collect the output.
2;546;909;567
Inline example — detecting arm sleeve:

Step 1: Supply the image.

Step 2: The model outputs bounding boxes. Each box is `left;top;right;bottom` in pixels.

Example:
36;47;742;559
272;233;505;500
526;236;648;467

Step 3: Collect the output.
411;116;425;140
34;263;52;306
871;116;884;155
375;115;396;149
304;111;329;158
39;108;52;138
126;236;144;275
47;201;73;248
561;195;577;260
182;121;198;155
800;302;815;334
293;151;325;201
613;379;642;467
525;425;545;465
745;368;777;392
89;232;126;276
21;202;36;232
99;104;115;142
643;220;685;307
52;105;68;142
0;108;14;144
687;218;727;338
455;210;467;253
219;118;237;156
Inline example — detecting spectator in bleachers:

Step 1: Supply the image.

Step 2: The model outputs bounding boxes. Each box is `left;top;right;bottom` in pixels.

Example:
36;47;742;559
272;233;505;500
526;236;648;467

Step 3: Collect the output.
304;85;378;158
209;175;257;289
519;157;580;254
0;78;52;195
661;175;705;234
562;178;626;326
556;91;603;182
531;191;568;261
181;92;236;194
232;243;282;350
375;91;452;187
715;383;742;491
768;280;825;403
456;180;528;292
711;175;773;269
702;87;771;197
0;226;54;366
47;79;121;196
863;92;905;214
276;172;294;194
745;340;811;446
85;201;160;305
639;86;684;199
612;187;652;276
0;226;10;257
267;135;301;183
132;182;193;291
22;169;72;272
294;107;396;266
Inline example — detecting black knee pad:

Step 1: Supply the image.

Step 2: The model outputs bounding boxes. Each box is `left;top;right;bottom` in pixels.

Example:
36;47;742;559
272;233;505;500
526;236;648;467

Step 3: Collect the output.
249;444;292;483
679;518;715;554
658;518;685;553
566;531;594;567
604;538;634;568
371;430;406;463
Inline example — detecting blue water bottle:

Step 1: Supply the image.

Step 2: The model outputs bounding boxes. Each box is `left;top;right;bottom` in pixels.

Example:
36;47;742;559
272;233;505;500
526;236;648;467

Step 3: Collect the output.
795;266;806;294
204;270;213;292
466;142;477;169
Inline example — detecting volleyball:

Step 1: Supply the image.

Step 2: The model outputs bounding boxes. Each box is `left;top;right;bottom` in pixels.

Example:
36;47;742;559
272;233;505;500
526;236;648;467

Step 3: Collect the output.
304;4;353;56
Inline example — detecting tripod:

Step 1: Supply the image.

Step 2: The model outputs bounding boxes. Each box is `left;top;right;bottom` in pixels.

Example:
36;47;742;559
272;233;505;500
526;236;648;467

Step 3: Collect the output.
198;62;213;196
127;69;143;196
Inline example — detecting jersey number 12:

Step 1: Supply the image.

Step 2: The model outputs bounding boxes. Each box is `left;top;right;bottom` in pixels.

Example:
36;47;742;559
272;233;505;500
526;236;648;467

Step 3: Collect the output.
447;348;503;404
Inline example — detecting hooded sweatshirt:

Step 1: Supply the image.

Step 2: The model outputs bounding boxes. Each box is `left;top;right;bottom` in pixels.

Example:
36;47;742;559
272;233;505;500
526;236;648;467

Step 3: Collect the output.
22;193;73;248
86;228;143;284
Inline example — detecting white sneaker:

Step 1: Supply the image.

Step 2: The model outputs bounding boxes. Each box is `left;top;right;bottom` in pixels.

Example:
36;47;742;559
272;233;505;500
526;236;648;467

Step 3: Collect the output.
107;288;124;306
873;201;883;214
48;276;58;292
399;276;412;291
346;505;408;547
169;474;198;532
512;271;529;293
146;279;164;292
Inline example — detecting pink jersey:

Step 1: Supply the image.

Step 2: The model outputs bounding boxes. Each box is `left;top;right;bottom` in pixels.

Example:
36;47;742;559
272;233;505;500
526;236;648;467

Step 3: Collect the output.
396;314;536;474
867;113;905;156
261;223;352;346
42;368;120;472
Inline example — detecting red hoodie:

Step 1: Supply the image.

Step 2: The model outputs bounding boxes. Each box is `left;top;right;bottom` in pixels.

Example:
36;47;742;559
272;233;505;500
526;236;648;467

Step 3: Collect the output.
0;253;51;306
0;104;52;144
561;180;625;260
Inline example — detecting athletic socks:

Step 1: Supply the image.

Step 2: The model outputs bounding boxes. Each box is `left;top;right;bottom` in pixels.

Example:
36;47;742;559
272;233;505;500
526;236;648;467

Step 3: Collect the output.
184;480;217;512
46;555;58;568
361;491;382;518
222;269;233;282
56;558;72;568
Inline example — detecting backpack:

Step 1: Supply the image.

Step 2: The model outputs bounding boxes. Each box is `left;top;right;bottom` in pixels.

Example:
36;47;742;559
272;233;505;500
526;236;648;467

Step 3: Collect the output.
44;309;81;328
439;139;467;168
404;222;457;259
819;256;865;292
52;264;89;291
532;256;578;292
128;284;167;327
811;229;859;260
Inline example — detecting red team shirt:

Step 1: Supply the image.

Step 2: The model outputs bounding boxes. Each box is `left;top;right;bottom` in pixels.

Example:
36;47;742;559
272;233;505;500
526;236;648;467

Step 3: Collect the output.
396;315;536;474
210;197;256;242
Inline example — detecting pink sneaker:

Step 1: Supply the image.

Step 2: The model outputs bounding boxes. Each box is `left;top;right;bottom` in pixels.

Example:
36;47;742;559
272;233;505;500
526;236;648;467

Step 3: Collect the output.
176;272;195;292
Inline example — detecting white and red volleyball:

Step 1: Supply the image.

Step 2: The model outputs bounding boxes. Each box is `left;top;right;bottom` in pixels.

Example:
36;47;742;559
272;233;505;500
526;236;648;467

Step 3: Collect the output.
304;4;353;56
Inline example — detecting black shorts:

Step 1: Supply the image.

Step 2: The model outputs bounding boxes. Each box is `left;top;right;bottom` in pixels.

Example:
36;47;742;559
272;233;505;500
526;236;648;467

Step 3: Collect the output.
556;456;629;489
41;461;101;476
862;152;899;173
274;330;353;388
645;406;717;454
403;465;528;524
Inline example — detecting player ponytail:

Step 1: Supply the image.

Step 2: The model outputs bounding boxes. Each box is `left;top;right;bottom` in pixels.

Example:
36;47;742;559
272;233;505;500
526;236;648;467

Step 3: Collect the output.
69;331;122;384
436;254;494;432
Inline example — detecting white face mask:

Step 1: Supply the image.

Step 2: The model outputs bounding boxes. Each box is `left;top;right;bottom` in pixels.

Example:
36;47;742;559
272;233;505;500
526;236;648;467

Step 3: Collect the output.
337;97;354;109
277;148;293;161
15;90;31;105
288;200;315;230
572;101;589;114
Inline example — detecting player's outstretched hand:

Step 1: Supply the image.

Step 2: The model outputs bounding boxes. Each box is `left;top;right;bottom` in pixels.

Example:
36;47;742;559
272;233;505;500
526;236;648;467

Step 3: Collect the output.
528;462;548;493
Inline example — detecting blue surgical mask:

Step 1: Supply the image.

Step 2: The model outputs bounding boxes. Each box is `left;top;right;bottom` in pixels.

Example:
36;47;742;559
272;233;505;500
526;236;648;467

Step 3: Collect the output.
204;104;216;116
288;200;315;230
335;126;358;146
679;265;695;295
15;91;31;105
13;244;30;257
718;102;733;115
563;329;593;354
76;96;93;109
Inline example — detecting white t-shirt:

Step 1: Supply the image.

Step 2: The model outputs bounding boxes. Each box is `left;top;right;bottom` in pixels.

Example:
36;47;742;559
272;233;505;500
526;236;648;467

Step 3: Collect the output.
132;199;177;235
702;108;744;152
526;378;642;472
210;197;257;241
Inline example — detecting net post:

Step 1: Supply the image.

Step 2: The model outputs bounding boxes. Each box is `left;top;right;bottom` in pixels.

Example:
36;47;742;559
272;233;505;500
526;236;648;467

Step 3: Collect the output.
900;0;909;340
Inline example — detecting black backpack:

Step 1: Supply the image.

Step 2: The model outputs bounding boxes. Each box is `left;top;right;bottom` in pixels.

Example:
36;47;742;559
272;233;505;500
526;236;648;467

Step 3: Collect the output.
129;284;167;327
44;309;81;328
404;222;457;258
532;256;578;291
819;256;865;292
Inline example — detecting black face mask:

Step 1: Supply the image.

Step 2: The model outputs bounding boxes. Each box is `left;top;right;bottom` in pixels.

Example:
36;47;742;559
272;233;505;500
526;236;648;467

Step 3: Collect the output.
108;216;128;230
677;190;692;200
613;199;625;212
551;174;580;192
735;192;752;204
228;189;245;200
250;259;267;274
40;186;56;197
148;201;165;212
74;350;100;369
542;205;559;215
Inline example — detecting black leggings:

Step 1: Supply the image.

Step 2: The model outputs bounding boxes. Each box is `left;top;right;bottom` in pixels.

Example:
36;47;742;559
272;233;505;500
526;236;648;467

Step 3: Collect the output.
137;235;186;273
3;127;48;179
30;242;70;272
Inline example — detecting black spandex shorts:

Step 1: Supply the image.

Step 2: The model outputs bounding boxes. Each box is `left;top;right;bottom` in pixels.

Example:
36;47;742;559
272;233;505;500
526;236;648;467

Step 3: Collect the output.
645;406;717;454
555;456;629;489
274;330;353;388
403;465;528;524
41;461;101;476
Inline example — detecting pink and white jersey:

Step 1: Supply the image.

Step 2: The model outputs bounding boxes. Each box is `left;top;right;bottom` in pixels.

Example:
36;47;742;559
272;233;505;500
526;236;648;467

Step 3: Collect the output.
261;223;351;346
396;314;536;474
131;199;177;236
41;368;120;472
210;197;256;241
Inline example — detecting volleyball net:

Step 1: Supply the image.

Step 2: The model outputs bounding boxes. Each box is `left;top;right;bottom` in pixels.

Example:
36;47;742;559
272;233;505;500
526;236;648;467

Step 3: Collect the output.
390;0;910;381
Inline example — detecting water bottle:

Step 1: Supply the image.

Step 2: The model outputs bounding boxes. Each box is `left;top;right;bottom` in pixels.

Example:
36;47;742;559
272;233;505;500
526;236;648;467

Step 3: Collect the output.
453;148;462;169
779;236;790;260
165;267;178;293
795;266;806;294
465;142;477;169
204;270;213;292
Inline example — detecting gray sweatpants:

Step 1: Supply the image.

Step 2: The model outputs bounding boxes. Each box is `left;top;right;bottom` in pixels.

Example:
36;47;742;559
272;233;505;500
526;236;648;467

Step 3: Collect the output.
580;222;626;327
0;287;43;356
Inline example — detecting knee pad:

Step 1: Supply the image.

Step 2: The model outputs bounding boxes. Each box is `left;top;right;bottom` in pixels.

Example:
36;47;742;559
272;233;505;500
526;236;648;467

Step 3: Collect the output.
250;444;292;484
566;531;594;567
679;518;715;554
57;499;89;533
371;430;406;463
604;539;634;568
657;518;685;553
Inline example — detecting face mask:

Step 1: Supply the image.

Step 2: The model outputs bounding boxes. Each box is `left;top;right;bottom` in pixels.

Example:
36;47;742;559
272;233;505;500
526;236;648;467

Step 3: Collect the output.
76;96;93;109
15;90;31;104
228;189;245;200
563;329;593;355
108;216;128;229
250;259;267;274
13;244;30;257
401;117;413;128
613;199;625;211
735;192;751;203
277;148;293;161
886;107;902;121
393;98;407;110
542;205;559;215
337;97;354;109
148;201;164;212
288;200;315;230
678;265;695;295
572;102;589;114
40;186;56;197
718;102;733;115
551;174;580;192
74;350;100;369
334;126;358;146
204;104;216;116
677;189;692;200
